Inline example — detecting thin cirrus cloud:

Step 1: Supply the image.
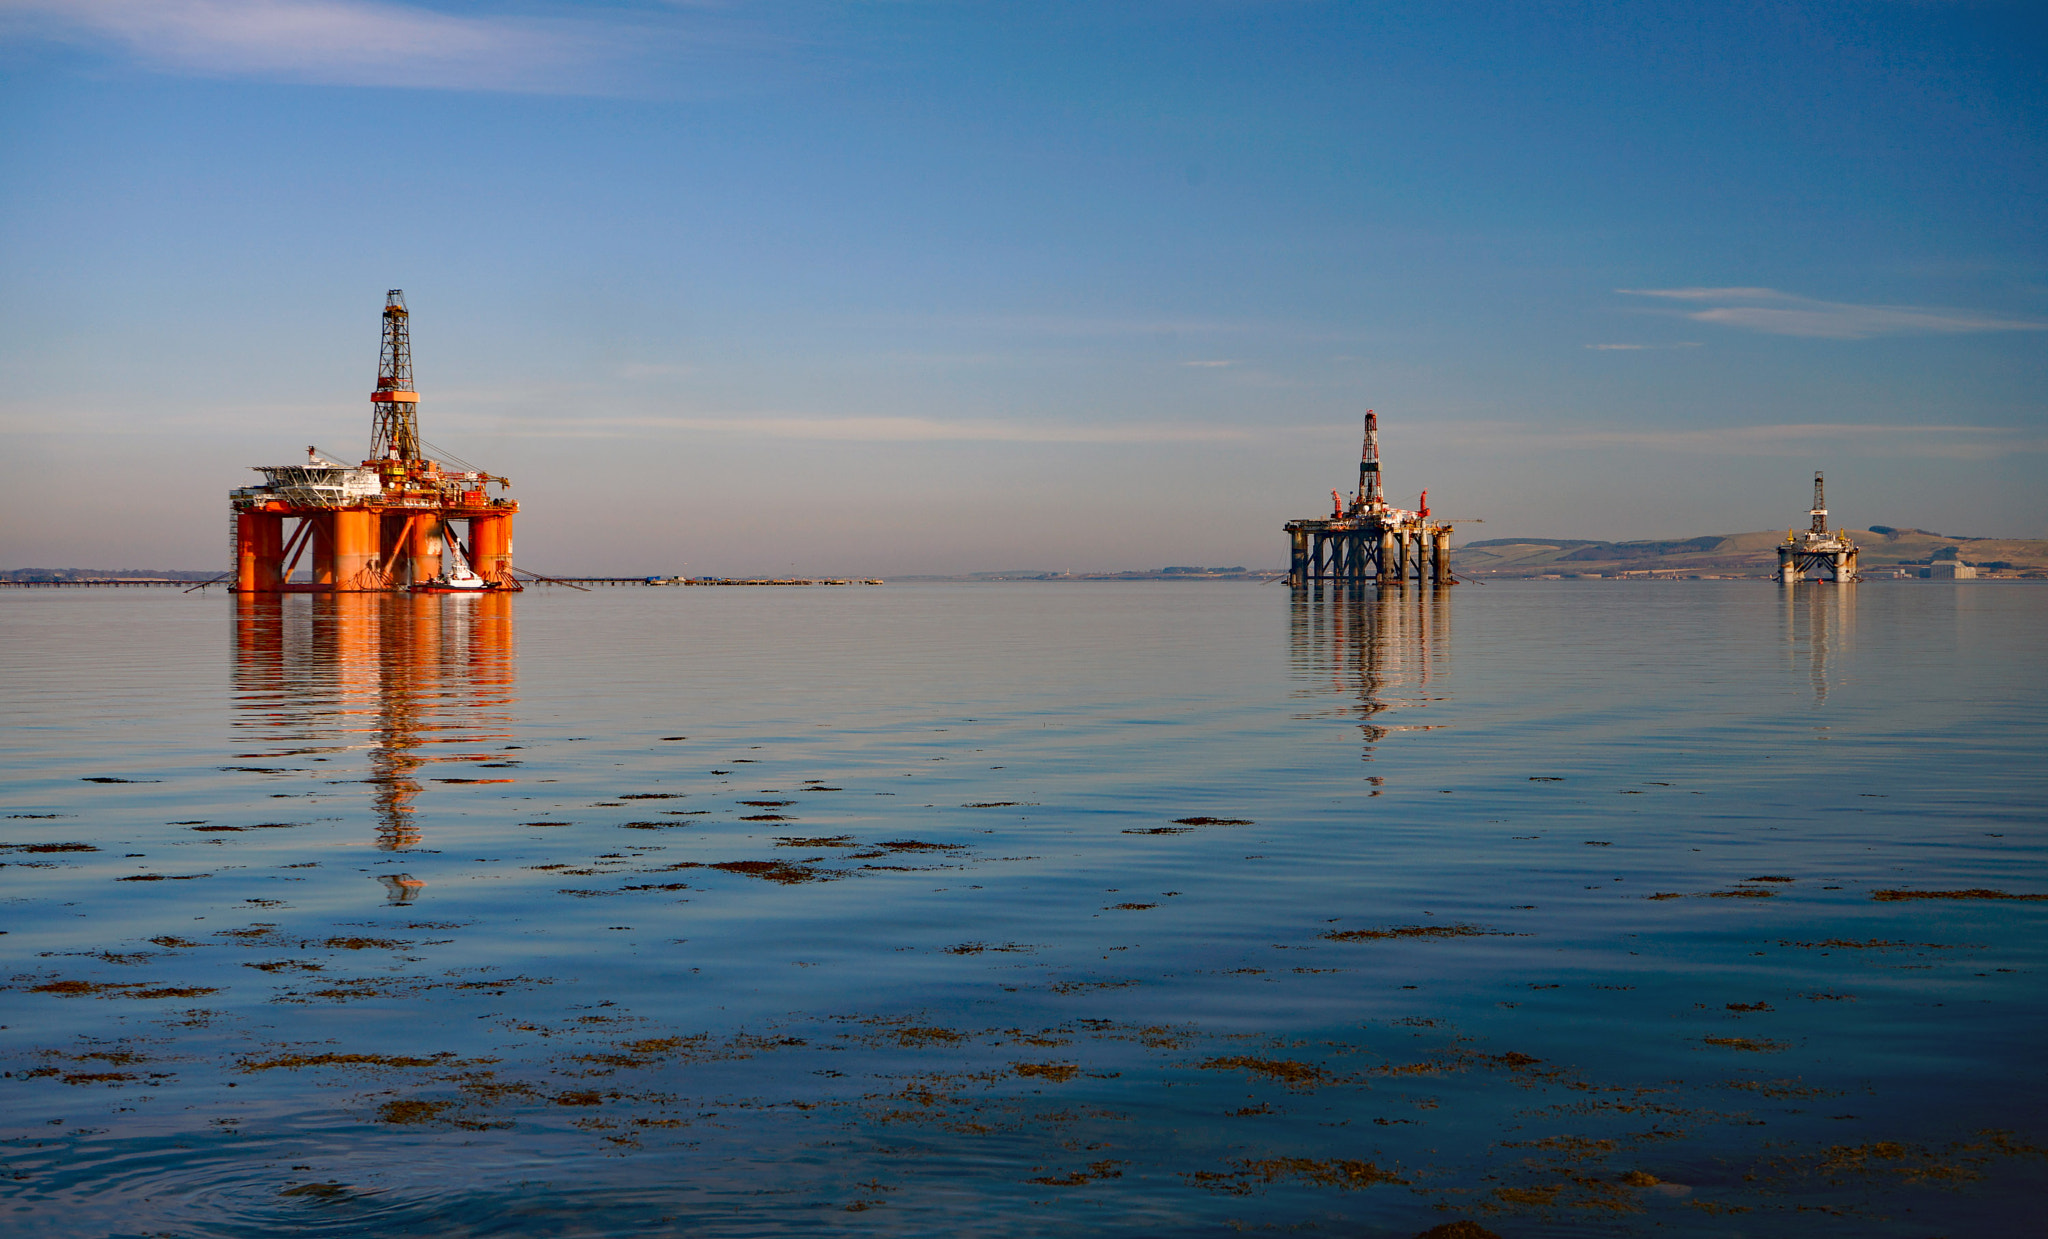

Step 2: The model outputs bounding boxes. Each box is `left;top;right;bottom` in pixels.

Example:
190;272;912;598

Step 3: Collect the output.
1584;342;1703;351
1617;288;2048;340
487;413;1255;444
0;0;652;93
1432;420;2045;461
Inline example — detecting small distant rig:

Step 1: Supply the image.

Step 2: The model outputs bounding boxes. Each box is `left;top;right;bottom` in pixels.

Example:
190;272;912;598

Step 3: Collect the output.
1284;411;1457;587
1777;472;1857;584
229;291;520;593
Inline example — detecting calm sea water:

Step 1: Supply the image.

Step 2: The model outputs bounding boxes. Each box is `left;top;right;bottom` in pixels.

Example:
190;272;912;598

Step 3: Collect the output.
2;581;2043;1237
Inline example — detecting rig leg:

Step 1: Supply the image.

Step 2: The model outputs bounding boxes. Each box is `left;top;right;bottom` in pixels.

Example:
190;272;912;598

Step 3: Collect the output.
469;512;516;586
309;512;337;588
332;510;378;591
407;517;444;587
235;511;285;593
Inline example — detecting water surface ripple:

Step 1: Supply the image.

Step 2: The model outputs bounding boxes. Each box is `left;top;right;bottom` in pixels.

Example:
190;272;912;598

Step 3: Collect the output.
2;582;2042;1236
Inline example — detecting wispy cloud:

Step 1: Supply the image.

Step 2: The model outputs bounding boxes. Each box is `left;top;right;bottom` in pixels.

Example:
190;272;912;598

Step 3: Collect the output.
1426;419;2047;461
490;413;1254;444
0;0;647;92
1617;287;2048;340
1178;359;1237;367
1584;342;1702;351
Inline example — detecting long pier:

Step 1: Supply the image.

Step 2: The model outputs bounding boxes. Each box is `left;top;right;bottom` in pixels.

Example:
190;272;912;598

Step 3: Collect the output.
1;579;210;588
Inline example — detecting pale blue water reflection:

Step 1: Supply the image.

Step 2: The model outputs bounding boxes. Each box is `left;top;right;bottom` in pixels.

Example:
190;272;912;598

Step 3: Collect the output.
1;581;2042;1236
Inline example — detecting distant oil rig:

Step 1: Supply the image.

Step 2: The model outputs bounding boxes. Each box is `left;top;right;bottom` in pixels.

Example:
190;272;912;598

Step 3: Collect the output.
1285;411;1457;587
230;292;520;593
1778;471;1857;583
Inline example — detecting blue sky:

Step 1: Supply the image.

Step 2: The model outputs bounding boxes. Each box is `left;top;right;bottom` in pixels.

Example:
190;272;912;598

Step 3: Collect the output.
2;0;2042;574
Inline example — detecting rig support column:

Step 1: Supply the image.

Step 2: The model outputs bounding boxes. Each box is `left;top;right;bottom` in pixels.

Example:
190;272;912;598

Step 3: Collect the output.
309;512;336;588
236;510;285;593
332;510;378;591
1378;529;1396;585
470;512;515;587
406;516;444;587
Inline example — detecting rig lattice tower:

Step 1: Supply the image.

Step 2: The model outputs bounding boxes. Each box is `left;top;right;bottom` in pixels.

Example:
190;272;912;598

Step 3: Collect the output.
228;291;520;592
1776;471;1858;584
1284;411;1458;587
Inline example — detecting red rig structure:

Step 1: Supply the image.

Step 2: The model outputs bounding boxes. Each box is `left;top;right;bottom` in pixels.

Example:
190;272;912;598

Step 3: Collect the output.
230;291;520;593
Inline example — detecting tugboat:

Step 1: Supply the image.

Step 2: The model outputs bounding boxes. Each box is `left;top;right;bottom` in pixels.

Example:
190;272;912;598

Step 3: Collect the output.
411;522;498;593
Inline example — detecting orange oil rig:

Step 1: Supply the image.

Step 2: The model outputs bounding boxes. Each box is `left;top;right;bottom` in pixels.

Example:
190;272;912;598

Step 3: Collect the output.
230;291;520;593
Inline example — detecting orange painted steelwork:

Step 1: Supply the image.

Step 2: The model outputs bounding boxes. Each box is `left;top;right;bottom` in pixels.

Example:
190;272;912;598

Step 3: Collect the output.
230;291;521;593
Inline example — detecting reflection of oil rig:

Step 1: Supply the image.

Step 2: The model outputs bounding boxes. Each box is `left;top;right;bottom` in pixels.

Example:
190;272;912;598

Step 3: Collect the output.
232;592;517;851
230;291;520;593
1289;585;1449;764
1778;472;1858;584
1285;411;1457;587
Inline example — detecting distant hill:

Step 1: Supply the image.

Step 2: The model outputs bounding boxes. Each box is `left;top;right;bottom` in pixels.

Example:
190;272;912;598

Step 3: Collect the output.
1453;530;2048;578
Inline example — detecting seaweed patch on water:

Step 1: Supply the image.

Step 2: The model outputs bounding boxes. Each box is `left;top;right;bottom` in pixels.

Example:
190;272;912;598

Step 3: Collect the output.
1012;1062;1079;1082
1723;1078;1837;1099
26;979;219;999
1701;1037;1786;1053
0;842;97;853
1759;1130;2048;1188
1026;1159;1123;1186
1869;888;2048;902
1187;1155;1405;1195
1322;925;1515;942
704;860;833;884
1778;938;1975;951
1197;1056;1339;1089
1171;817;1254;826
237;1051;469;1072
274;973;552;1004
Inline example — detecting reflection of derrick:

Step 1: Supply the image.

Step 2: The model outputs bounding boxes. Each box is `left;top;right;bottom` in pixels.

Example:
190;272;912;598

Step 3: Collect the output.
232;592;516;850
1288;585;1449;762
1783;578;1854;709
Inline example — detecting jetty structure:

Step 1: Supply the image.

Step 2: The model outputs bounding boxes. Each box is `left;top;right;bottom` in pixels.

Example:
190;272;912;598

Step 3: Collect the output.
1285;411;1457;587
1777;472;1858;584
229;292;520;593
